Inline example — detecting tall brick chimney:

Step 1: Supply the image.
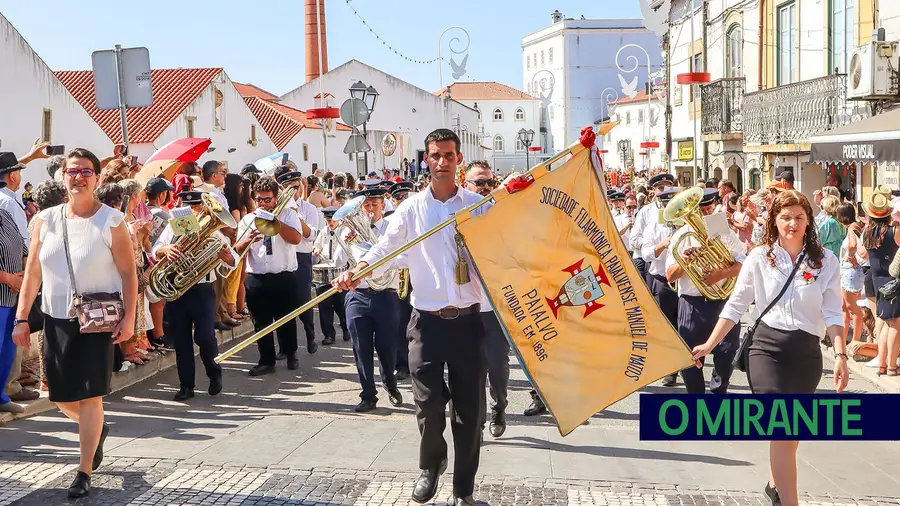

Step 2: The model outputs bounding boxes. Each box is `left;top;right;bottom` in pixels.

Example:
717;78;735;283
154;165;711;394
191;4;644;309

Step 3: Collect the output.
305;0;328;83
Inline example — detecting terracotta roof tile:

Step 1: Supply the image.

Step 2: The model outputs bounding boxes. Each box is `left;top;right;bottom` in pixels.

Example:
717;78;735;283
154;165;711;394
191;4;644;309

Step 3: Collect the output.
611;90;660;106
435;82;537;101
233;82;280;100
244;97;351;151
55;68;222;144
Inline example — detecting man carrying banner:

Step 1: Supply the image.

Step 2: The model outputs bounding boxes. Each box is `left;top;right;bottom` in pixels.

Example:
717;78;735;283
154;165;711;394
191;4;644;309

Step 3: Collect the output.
334;129;499;506
665;188;744;394
639;185;682;387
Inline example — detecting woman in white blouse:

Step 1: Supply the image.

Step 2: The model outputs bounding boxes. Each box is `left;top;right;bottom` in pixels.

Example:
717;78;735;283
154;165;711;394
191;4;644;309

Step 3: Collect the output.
11;148;138;500
692;190;849;506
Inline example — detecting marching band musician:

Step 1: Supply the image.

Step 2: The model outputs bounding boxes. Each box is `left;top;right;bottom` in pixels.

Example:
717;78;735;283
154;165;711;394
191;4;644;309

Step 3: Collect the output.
615;195;636;255
639;185;682;388
608;190;626;217
338;180;404;413
239;176;304;375
272;165;321;356
151;191;246;402
665;188;744;394
311;206;349;345
388;180;415;380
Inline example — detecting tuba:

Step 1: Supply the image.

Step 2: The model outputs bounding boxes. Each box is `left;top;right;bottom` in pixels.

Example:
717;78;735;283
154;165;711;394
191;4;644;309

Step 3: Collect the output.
332;195;399;291
147;193;237;301
663;186;736;300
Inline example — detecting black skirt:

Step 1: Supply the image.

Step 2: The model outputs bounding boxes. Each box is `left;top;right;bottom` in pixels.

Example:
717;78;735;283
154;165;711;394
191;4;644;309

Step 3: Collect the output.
748;322;822;394
43;314;114;403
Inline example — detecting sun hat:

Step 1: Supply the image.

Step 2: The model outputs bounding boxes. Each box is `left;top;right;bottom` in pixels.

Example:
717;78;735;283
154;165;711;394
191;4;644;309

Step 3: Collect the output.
863;192;892;219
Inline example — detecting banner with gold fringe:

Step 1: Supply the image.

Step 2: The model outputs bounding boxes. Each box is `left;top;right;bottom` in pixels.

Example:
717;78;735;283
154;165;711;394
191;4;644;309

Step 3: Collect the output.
455;132;693;436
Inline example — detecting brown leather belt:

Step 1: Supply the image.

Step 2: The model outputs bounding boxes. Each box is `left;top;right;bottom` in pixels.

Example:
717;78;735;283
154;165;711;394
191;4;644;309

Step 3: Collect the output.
420;304;481;320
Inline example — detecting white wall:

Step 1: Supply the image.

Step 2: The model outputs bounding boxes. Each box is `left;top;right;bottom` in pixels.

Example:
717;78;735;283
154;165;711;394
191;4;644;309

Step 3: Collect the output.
152;71;277;174
0;13;113;187
280;60;482;170
281;126;353;177
705;0;762;92
797;0;827;82
882;2;900;41
604;98;665;171
454;97;541;174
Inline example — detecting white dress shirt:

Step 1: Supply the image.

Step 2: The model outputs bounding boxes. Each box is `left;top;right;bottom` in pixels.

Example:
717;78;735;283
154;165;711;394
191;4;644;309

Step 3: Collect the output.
313;226;346;265
630;202;660;257
360;185;489;312
614;213;633;253
194;183;229;209
665;223;746;297
720;245;843;336
640;216;674;277
151;225;237;284
238;207;303;274
336;217;399;290
292;198;322;254
0;187;29;240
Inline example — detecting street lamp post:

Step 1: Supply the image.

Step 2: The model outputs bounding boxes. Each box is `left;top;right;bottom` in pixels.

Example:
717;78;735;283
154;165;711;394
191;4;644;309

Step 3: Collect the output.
518;128;535;170
349;81;379;178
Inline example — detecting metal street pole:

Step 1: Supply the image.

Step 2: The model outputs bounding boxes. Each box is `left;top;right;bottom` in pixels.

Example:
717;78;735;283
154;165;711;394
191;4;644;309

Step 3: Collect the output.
315;0;327;174
113;44;130;147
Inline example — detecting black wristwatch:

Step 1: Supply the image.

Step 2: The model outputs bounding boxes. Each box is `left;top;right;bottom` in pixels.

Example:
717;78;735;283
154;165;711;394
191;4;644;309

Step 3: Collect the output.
834;352;848;360
14;319;29;326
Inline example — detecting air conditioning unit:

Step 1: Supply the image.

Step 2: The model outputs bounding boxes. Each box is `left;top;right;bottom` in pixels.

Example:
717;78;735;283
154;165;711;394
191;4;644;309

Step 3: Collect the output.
847;41;900;100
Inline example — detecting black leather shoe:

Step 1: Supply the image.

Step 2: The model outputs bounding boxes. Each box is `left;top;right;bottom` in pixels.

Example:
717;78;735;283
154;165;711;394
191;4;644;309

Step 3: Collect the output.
249;365;276;377
355;399;377;412
411;459;447;503
765;482;782;506
208;372;223;396
662;373;678;387
214;322;231;332
322;336;335;345
489;409;506;437
387;387;403;406
342;331;350;342
287;355;300;370
92;423;109;471
307;341;319;354
276;352;287;361
173;387;194;402
67;471;91;499
396;370;410;381
523;391;547;416
454;495;476;506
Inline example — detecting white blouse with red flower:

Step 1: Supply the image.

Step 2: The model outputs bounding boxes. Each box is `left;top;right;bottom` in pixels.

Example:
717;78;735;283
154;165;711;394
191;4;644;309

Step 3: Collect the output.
720;243;843;336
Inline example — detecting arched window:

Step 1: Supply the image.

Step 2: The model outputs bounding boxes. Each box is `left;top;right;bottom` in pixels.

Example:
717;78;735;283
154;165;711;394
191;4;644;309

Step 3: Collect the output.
493;108;503;121
726;24;743;78
515;108;525;121
713;167;723;180
493;135;504;153
516;137;525;152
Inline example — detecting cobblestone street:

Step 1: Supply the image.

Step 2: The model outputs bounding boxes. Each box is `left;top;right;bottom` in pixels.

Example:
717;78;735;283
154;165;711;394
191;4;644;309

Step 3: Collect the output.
2;325;899;505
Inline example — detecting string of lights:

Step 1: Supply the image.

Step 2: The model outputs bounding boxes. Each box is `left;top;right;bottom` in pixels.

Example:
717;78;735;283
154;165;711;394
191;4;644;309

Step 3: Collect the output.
344;0;439;64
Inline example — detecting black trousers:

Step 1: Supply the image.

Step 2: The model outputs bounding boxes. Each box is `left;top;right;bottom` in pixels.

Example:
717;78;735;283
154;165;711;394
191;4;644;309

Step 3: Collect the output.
648;274;678;327
168;283;221;389
677;295;739;394
346;288;399;401
482;311;509;413
410;308;486;498
633;256;647;282
316;283;347;340
246;271;300;366
396;295;413;374
295;252;316;343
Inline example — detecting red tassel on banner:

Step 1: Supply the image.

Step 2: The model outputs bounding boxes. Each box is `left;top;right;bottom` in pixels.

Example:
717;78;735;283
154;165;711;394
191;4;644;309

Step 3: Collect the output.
579;126;596;149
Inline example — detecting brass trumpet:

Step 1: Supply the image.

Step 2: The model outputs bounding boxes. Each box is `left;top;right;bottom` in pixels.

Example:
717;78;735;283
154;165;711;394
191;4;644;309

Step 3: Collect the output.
255;184;301;236
663;186;736;300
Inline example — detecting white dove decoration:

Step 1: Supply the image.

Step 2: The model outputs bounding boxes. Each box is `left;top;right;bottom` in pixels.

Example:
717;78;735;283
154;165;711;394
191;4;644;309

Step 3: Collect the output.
639;0;670;37
619;74;639;98
450;54;468;80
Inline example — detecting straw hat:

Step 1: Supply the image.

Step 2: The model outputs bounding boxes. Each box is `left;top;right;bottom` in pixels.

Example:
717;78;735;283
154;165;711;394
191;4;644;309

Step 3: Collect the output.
863;192;892;219
874;185;893;197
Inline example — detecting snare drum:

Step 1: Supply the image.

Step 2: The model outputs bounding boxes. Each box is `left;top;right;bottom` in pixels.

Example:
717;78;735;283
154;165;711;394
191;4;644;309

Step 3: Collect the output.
313;263;346;285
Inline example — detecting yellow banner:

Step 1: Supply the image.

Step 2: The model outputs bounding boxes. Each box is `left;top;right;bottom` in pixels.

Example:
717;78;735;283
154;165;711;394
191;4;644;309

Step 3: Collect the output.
456;146;693;436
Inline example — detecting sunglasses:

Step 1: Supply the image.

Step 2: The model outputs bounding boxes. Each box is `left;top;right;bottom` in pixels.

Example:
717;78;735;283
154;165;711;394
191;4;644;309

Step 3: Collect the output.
394;192;409;201
467;179;497;188
255;196;274;204
65;168;95;177
626;205;636;210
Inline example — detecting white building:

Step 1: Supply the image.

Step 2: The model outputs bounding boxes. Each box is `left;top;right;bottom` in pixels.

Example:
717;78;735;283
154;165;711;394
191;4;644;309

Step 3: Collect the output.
522;10;662;154
0;13;113;186
603;91;666;172
281;59;482;176
57;67;279;173
439;82;543;174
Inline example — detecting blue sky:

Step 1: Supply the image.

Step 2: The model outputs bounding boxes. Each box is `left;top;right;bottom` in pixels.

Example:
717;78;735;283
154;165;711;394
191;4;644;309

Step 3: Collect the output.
3;0;643;95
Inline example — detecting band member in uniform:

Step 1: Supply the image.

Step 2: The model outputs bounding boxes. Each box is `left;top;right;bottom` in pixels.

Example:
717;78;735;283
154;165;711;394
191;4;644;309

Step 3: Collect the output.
616;195;637;253
312;206;349;345
631;174;676;282
388;180;415;380
152;191;244;401
640;185;682;387
608;190;625;216
334;129;506;506
239;176;304;375
272;165;320;355
665;188;744;394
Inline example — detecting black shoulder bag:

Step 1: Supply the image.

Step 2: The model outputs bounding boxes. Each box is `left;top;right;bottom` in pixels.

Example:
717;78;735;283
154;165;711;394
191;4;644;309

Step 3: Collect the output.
733;252;805;372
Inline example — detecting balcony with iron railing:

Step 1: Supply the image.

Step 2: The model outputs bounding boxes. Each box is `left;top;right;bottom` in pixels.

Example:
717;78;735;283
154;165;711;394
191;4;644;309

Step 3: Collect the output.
743;74;870;148
701;77;744;139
